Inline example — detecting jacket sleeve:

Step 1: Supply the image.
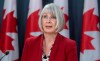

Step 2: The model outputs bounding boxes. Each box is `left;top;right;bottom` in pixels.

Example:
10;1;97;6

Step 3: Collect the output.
66;41;78;61
21;39;30;61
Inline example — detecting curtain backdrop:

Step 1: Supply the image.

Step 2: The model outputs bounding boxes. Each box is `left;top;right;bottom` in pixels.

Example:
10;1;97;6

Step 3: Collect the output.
0;0;100;60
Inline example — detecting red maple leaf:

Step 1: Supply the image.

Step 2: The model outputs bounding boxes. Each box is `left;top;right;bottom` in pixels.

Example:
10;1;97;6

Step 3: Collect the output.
61;7;69;29
82;8;99;31
0;10;17;53
81;8;99;53
25;9;41;39
80;34;95;53
64;13;69;29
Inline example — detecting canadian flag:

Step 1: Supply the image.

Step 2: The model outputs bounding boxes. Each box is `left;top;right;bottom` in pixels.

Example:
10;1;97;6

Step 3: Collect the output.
0;0;19;61
25;0;42;40
80;0;100;61
54;0;69;38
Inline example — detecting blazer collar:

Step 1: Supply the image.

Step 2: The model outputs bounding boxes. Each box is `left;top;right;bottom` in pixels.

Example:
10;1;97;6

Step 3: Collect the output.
40;33;62;61
26;34;62;61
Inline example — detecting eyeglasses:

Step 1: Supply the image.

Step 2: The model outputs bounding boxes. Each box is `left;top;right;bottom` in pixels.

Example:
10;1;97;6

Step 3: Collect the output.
42;15;56;20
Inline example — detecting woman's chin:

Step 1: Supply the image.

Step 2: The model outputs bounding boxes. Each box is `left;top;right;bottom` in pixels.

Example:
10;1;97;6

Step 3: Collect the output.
44;31;56;34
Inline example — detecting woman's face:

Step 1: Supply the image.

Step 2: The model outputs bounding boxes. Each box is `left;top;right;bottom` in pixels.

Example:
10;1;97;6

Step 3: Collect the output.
42;11;57;34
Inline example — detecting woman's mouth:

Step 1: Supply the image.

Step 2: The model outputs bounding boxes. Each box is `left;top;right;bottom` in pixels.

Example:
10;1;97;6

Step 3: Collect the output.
45;26;52;29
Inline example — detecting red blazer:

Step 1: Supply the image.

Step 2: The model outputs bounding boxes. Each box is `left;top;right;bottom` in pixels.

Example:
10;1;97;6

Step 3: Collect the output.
21;33;78;61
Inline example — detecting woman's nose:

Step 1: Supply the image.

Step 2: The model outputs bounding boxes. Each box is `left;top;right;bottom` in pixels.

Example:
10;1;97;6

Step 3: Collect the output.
46;17;52;22
47;17;52;20
46;19;51;23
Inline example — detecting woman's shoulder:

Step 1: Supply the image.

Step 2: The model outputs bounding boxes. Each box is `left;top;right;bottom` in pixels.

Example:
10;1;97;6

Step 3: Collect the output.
59;34;76;47
25;34;42;44
64;37;76;45
58;34;77;53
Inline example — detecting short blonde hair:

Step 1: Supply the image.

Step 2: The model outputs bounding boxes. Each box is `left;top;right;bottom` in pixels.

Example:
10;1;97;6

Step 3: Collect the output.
38;3;65;32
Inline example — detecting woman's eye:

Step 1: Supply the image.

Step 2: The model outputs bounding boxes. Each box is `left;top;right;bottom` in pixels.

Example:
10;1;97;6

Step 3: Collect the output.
51;16;56;19
43;15;47;18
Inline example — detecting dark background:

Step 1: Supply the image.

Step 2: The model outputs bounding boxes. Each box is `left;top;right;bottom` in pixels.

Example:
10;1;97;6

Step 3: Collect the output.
0;0;100;60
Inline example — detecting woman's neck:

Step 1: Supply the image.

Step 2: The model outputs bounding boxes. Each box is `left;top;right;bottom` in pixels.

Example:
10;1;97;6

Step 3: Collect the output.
43;33;57;42
43;33;57;56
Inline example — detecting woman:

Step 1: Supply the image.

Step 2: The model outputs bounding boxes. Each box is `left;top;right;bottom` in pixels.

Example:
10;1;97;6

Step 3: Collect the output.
21;3;78;61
